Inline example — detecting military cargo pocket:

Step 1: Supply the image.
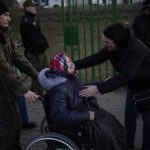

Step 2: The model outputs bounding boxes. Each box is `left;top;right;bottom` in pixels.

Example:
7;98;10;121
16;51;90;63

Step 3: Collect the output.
0;124;9;136
0;103;21;129
0;94;15;104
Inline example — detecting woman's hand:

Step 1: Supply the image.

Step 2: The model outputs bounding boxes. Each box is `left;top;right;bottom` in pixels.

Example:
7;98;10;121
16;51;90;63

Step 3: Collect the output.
24;90;39;102
79;85;99;97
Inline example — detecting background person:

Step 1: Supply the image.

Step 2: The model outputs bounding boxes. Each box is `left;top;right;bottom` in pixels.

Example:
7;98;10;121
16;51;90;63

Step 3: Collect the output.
38;52;127;150
17;94;37;129
0;1;39;150
132;0;150;49
20;0;49;95
73;22;150;150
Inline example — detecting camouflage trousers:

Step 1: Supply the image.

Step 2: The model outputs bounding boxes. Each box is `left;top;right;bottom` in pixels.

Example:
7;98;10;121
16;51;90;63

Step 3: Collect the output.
26;51;48;95
0;103;22;150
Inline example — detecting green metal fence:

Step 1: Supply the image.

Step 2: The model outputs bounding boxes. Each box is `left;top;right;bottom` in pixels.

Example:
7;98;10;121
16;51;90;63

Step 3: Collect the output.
61;0;117;82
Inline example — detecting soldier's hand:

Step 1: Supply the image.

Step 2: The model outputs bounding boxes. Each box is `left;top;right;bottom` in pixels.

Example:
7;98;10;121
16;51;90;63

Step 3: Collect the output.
24;90;39;102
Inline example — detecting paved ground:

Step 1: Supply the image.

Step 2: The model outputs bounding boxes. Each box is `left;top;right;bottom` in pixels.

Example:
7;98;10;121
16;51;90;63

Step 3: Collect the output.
20;87;143;150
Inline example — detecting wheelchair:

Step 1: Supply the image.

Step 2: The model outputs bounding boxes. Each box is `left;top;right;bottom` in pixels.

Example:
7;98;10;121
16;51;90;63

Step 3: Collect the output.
24;96;93;150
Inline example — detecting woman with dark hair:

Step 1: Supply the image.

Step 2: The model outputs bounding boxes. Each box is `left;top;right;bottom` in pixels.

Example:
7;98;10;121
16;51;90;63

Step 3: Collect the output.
38;52;127;150
73;22;150;150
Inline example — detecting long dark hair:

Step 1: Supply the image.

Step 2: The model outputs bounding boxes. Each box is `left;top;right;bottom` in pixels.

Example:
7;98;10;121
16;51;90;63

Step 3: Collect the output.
103;22;130;48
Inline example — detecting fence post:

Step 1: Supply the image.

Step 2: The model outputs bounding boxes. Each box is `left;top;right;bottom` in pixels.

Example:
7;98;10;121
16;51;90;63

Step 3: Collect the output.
61;0;117;82
112;0;117;75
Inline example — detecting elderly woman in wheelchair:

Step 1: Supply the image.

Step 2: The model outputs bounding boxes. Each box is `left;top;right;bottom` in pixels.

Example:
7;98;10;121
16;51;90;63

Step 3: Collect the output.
38;52;127;150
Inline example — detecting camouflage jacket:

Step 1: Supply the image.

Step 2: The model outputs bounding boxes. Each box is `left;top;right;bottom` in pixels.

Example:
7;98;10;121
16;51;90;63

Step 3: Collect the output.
0;27;38;104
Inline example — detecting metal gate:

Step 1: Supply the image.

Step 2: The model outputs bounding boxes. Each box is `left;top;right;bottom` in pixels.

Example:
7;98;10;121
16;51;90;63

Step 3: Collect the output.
61;0;117;82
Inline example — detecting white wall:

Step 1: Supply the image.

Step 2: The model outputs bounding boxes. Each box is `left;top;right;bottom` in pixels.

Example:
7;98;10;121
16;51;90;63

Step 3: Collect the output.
92;0;103;4
16;0;25;8
16;0;143;9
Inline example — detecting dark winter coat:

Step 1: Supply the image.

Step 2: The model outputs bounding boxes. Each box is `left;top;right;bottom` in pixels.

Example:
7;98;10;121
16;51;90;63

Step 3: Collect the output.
20;11;49;55
38;68;127;150
38;68;90;126
0;27;38;149
74;29;150;94
132;13;150;48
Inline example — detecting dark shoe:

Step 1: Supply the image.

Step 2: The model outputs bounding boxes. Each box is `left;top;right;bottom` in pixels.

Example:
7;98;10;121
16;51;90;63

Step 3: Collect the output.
22;122;37;129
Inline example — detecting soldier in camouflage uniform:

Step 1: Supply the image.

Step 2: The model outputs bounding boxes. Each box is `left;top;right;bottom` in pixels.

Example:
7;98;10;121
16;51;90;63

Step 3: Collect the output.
0;1;39;150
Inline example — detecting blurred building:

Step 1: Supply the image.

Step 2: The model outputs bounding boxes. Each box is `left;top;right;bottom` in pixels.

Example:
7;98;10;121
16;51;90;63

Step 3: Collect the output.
15;0;144;9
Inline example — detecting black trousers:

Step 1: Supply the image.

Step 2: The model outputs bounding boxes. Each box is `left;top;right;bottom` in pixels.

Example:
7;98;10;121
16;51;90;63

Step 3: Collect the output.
0;103;22;150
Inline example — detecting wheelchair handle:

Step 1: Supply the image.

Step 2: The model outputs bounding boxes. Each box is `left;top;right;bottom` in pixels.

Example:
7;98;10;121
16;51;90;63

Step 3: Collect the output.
38;96;45;102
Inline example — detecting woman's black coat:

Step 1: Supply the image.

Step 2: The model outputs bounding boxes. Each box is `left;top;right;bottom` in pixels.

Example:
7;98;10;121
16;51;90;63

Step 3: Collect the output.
74;30;150;93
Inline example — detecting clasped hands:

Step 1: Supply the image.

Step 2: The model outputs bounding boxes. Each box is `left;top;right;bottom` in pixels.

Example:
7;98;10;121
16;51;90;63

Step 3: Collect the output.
79;85;99;121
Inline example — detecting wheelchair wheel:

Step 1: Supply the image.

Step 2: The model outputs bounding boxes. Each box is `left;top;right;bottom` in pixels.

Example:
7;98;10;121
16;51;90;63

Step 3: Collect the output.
23;132;79;150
